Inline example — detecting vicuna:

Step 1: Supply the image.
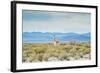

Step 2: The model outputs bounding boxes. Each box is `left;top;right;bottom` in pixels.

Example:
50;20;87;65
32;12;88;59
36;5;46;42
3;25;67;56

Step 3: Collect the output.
53;35;60;47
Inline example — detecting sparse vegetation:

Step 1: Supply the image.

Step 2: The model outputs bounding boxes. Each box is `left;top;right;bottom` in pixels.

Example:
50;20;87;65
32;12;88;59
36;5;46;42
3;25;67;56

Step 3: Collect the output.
22;41;91;63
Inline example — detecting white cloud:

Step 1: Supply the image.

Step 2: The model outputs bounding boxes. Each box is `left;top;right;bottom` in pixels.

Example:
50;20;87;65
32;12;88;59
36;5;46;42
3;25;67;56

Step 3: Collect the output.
23;11;91;33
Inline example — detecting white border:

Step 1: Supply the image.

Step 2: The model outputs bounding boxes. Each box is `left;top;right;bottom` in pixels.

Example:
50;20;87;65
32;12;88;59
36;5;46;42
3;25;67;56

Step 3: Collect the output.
16;4;96;70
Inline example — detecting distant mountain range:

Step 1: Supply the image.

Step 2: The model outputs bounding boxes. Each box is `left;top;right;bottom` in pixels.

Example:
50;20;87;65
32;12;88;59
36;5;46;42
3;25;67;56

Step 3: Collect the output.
23;32;91;43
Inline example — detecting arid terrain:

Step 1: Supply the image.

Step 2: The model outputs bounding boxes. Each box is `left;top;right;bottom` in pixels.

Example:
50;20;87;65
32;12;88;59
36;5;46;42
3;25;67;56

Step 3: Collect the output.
22;41;91;63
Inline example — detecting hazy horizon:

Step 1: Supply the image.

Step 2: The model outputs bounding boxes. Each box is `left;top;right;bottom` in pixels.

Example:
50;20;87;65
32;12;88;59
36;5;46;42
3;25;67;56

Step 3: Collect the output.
23;31;90;34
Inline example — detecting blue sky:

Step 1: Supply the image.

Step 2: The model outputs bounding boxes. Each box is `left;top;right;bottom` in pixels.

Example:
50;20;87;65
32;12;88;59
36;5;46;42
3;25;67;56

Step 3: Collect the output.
22;10;91;33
